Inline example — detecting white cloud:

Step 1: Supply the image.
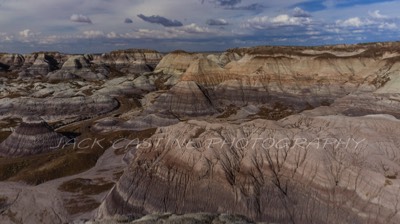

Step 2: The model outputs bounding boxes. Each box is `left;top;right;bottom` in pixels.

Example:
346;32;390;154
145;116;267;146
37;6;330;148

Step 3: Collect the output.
179;23;212;34
369;10;388;19
306;31;321;35
83;23;223;41
292;7;311;18
336;17;366;27
107;32;119;38
83;30;105;38
0;32;14;42
1;0;400;53
378;22;397;30
335;14;399;31
70;14;92;23
19;29;36;38
245;14;312;29
128;29;180;39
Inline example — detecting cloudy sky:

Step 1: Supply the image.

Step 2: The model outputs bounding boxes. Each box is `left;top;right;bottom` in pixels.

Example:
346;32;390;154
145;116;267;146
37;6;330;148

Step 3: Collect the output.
1;0;400;53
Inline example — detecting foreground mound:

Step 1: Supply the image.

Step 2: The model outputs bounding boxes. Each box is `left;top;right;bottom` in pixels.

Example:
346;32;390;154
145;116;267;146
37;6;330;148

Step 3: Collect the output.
0;116;68;157
98;115;400;223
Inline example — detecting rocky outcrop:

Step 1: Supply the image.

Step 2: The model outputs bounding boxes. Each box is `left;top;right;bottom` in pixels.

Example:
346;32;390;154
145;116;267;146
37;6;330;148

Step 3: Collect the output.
0;52;64;78
22;52;63;77
93;114;179;132
98;116;400;223
154;51;200;86
192;55;388;105
1;49;162;80
47;55;109;81
0;116;68;157
95;49;163;75
207;51;242;67
147;81;217;117
147;46;398;118
92;213;255;224
3;43;400;224
0;95;119;122
0;53;25;70
314;93;400;119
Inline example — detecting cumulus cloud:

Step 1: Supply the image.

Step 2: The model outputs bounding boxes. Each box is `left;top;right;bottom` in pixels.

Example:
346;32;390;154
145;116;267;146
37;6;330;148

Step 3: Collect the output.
0;32;13;42
70;14;92;23
179;23;212;34
19;29;36;38
83;30;105;38
334;9;400;31
137;14;183;27
369;10;388;19
206;18;229;26
378;22;397;30
109;23;219;40
2;0;400;53
292;7;311;18
131;29;180;39
336;17;364;27
245;14;312;29
124;18;133;23
107;32;119;38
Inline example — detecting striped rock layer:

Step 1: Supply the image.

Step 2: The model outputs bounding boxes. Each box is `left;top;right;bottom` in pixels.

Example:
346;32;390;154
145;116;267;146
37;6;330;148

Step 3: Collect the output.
149;45;400;117
98;116;400;224
0;117;68;157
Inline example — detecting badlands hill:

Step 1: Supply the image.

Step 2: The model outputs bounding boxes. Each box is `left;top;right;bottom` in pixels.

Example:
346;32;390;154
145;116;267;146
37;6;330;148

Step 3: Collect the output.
1;43;400;223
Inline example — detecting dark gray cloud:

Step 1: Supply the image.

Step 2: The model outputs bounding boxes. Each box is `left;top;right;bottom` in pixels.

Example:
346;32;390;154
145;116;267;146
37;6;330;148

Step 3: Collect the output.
201;0;240;7
137;14;183;27
212;0;241;6
201;0;264;11
206;18;229;26
229;3;264;11
124;18;133;23
70;14;92;23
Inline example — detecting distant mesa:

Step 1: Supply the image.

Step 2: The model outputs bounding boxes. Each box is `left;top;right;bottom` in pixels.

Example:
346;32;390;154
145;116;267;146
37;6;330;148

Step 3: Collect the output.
0;116;69;157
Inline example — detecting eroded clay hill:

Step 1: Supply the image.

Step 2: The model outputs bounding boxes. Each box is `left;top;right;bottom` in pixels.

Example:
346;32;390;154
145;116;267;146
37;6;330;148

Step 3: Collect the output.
1;43;400;223
150;45;399;118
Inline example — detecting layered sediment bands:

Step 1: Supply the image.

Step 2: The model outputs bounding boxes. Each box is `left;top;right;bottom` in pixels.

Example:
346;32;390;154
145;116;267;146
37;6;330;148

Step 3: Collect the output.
96;49;163;74
0;52;64;78
99;116;400;223
155;51;198;75
92;213;255;224
1;49;162;80
47;55;109;81
329;93;400;118
207;51;242;67
154;51;201;85
93;114;179;132
0;95;119;121
0;53;25;70
22;52;64;77
149;60;326;116
148;81;217;117
157;50;398;114
226;41;400;56
0;116;68;157
183;56;226;78
121;114;179;131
